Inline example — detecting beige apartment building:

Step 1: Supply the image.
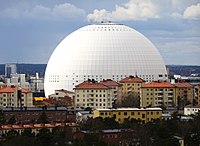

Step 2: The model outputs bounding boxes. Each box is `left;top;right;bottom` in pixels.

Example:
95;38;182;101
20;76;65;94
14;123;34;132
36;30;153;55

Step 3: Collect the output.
175;82;194;104
74;80;118;109
119;76;145;97
197;83;200;105
99;79;122;99
0;85;33;107
197;84;200;105
140;81;176;107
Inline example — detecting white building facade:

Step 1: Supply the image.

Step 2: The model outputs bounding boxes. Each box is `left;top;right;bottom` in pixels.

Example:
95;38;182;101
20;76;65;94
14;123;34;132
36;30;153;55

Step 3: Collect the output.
184;105;200;115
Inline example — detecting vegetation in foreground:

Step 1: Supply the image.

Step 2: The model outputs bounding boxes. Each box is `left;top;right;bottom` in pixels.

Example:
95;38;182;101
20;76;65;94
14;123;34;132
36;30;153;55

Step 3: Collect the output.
0;112;200;146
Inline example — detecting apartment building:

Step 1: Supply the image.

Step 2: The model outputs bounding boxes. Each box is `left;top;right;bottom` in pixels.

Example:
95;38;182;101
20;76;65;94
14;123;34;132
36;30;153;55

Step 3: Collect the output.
140;81;176;108
1;107;76;124
74;80;115;109
0;85;33;107
119;76;145;97
175;82;194;104
93;108;162;124
100;79;122;98
197;83;200;105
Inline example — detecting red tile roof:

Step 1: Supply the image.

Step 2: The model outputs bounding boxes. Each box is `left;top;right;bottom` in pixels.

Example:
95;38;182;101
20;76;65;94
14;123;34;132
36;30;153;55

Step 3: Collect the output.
75;81;109;89
55;89;75;94
119;76;145;83
141;81;175;88
0;86;31;93
175;82;193;88
100;79;121;87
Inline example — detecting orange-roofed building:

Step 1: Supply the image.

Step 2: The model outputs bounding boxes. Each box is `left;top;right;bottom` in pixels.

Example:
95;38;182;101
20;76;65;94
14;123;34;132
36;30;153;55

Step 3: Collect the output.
119;76;146;97
0;85;33;107
197;83;200;105
175;82;194;105
140;81;176;108
100;79;122;99
74;79;115;109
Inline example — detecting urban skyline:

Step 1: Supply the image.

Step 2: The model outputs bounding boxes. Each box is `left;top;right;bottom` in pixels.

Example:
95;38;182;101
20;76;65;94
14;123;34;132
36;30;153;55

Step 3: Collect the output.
0;0;200;65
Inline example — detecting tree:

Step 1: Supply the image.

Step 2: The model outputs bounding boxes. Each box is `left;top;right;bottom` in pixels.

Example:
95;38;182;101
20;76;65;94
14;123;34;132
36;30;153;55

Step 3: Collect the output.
103;117;119;129
37;111;48;123
21;128;35;137
0;109;5;125
8;115;16;124
116;92;140;108
36;128;53;146
2;136;37;146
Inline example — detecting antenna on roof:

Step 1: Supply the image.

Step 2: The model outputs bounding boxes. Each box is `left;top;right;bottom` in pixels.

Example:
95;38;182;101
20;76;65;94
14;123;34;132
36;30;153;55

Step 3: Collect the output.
135;71;138;77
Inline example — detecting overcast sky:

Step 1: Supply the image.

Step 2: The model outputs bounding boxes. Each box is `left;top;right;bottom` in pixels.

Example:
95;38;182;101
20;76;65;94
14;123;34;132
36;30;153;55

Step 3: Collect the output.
0;0;200;65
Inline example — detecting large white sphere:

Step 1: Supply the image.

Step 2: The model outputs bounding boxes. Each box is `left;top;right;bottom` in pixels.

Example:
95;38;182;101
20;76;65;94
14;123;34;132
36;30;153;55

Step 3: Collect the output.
44;23;167;97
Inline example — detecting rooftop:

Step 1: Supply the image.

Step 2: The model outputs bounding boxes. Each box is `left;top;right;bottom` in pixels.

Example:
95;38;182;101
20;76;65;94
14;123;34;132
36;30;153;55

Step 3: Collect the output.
55;89;75;94
119;76;145;83
184;104;200;108
95;107;162;111
1;107;85;112
0;85;31;93
141;81;175;88
99;79;121;87
75;80;109;89
175;82;193;88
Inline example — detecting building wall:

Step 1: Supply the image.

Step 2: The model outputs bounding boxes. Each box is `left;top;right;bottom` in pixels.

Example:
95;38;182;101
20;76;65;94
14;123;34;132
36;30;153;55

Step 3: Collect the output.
140;87;176;107
0;89;33;108
198;84;200;105
75;88;114;109
93;108;162;124
184;106;200;115
3;109;76;124
121;82;145;97
175;87;194;104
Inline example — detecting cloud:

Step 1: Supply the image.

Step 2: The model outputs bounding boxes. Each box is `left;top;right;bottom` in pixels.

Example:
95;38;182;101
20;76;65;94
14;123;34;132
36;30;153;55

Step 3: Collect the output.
87;0;159;22
183;3;200;20
0;3;86;21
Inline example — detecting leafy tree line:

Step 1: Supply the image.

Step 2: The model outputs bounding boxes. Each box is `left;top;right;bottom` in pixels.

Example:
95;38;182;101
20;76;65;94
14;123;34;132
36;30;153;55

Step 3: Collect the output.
1;111;200;146
79;112;200;146
0;125;73;146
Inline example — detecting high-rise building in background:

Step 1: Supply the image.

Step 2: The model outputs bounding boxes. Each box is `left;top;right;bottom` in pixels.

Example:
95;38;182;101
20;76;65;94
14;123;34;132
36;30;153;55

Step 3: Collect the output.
5;63;17;77
44;22;168;97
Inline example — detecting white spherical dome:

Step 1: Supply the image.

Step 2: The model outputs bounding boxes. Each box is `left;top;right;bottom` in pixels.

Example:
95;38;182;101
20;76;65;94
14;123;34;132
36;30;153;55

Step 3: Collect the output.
44;23;167;97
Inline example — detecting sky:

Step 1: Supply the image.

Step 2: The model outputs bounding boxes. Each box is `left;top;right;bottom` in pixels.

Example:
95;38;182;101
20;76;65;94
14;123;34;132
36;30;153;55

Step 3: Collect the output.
0;0;200;65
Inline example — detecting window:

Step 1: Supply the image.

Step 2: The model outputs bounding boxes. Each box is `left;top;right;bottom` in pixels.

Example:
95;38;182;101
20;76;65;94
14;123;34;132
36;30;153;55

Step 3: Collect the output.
124;112;127;116
118;112;121;115
142;114;145;118
131;112;134;116
138;112;140;115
